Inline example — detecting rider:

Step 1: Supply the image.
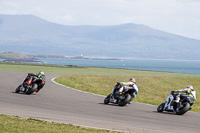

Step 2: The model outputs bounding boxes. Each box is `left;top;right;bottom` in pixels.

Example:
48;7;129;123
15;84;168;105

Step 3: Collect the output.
21;71;45;92
172;85;196;104
111;78;138;103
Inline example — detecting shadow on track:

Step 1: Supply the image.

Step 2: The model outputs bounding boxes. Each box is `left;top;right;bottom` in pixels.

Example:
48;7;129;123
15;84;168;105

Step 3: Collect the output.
153;111;178;115
11;91;37;95
98;103;130;107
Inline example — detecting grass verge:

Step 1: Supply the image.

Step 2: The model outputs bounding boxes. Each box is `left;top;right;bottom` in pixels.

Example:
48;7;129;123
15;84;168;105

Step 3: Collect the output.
0;114;120;133
55;74;200;112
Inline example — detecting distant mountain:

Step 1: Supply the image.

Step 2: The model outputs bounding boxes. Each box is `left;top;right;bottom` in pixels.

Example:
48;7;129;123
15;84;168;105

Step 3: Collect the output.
0;14;200;60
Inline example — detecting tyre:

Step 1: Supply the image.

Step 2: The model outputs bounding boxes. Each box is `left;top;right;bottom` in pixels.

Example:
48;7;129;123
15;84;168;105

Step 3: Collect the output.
129;94;135;104
176;102;190;115
104;94;111;104
157;103;165;112
118;94;131;106
26;83;38;95
15;85;21;93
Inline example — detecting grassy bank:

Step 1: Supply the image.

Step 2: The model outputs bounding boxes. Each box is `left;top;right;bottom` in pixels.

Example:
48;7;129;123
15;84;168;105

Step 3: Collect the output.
1;62;200;78
55;74;200;112
0;114;120;133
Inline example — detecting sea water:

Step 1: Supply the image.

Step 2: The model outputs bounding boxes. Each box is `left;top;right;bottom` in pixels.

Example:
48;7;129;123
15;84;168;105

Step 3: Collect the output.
40;58;200;75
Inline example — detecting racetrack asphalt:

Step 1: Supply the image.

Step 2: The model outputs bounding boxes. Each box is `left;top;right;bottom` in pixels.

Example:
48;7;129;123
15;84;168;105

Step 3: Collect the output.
0;71;200;133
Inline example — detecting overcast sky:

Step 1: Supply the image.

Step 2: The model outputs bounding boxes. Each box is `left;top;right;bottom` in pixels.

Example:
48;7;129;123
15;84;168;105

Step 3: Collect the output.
0;0;200;40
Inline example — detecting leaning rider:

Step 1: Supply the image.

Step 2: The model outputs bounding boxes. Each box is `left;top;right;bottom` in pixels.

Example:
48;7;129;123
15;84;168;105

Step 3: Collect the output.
21;71;45;92
172;85;196;104
111;78;138;103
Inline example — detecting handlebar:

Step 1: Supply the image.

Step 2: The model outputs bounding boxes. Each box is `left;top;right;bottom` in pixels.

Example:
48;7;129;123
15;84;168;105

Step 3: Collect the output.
171;91;179;95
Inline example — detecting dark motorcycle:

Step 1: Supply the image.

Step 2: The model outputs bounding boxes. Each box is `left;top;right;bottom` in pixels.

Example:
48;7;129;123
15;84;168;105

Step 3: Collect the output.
157;91;195;115
15;74;45;95
104;83;137;106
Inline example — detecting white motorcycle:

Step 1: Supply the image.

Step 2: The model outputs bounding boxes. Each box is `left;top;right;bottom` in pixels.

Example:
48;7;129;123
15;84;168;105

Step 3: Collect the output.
157;91;196;115
104;82;138;106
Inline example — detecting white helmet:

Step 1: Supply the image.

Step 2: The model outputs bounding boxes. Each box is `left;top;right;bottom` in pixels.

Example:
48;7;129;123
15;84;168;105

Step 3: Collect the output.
187;85;194;91
39;71;44;76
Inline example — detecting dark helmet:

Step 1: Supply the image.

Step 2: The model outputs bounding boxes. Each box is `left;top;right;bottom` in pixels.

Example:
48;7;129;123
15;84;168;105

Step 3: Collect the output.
129;78;135;82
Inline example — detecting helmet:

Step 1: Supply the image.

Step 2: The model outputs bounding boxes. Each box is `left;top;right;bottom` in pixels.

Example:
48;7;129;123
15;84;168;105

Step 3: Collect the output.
129;78;135;82
187;85;194;91
39;71;44;76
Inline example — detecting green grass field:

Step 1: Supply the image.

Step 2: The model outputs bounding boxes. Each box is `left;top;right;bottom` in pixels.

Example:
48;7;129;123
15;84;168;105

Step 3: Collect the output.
55;73;200;112
0;114;120;133
0;62;199;132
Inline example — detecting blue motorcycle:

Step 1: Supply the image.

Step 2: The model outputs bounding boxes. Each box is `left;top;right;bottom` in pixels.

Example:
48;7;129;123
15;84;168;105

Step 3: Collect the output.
157;91;195;115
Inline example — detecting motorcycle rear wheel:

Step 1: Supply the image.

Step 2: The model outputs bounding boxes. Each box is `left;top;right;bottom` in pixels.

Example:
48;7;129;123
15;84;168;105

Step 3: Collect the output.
26;83;38;95
118;94;131;106
175;102;190;115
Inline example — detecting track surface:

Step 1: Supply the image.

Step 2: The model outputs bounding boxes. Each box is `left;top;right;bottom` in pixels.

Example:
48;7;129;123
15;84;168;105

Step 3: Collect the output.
0;71;200;133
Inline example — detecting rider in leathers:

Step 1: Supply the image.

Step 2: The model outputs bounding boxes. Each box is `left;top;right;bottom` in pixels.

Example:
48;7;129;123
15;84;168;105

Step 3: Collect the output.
173;85;196;104
21;71;45;92
111;78;138;103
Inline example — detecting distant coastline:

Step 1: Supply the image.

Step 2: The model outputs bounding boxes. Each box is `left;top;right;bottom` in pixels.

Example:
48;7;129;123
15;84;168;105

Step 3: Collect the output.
2;58;43;64
30;54;121;60
0;52;121;64
1;52;200;64
1;52;200;75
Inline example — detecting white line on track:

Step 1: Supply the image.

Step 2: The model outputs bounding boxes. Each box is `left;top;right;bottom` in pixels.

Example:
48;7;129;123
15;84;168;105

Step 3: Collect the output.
51;77;157;107
51;77;105;97
51;77;200;113
51;77;126;132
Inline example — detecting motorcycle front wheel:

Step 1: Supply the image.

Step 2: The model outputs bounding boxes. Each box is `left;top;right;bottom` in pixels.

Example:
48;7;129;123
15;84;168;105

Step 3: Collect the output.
104;93;111;104
15;85;21;93
157;103;165;112
118;94;131;106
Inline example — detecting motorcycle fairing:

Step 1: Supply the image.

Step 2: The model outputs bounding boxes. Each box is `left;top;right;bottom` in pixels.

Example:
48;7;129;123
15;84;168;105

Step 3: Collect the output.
164;93;174;112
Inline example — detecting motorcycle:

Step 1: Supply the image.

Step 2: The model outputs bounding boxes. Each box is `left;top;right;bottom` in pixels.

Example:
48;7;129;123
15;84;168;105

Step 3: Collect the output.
15;73;45;95
157;91;195;115
104;83;137;106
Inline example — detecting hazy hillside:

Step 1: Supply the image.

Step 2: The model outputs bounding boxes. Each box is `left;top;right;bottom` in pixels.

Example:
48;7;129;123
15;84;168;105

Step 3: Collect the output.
0;14;200;60
0;52;29;59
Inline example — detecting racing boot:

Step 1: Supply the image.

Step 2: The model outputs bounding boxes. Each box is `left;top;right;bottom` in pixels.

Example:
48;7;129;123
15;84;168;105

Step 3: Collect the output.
110;94;117;103
172;94;180;103
20;84;25;92
21;84;28;92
